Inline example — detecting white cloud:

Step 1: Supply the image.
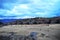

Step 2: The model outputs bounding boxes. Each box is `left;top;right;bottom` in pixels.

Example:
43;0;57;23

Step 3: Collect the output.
29;0;60;11
13;16;35;19
1;4;30;16
0;18;3;19
19;4;29;9
35;12;48;17
9;4;30;15
35;12;44;15
21;16;34;19
12;4;29;10
1;16;35;19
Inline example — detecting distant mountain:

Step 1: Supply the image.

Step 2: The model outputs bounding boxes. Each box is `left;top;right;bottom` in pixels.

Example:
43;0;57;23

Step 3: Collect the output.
0;19;17;27
0;19;17;23
0;16;60;27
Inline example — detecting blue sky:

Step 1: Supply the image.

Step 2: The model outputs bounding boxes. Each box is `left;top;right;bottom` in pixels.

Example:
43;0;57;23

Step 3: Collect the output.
0;0;60;19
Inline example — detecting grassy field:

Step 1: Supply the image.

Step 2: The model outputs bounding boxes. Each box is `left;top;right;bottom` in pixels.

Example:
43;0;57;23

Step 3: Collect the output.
0;24;60;40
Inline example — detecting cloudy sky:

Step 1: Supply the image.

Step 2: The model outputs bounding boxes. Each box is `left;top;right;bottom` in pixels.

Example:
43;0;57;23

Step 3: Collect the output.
0;0;60;19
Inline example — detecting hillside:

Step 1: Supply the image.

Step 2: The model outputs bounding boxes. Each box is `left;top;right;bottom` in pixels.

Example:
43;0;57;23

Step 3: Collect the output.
7;16;60;25
0;16;60;27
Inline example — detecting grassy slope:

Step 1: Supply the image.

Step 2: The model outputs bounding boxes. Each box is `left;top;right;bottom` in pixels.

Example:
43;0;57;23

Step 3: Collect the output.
0;24;60;40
